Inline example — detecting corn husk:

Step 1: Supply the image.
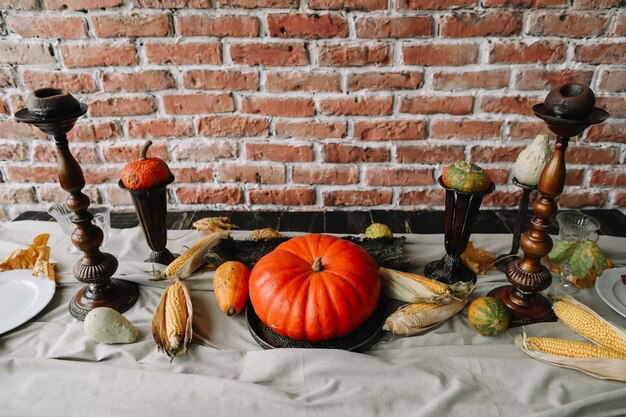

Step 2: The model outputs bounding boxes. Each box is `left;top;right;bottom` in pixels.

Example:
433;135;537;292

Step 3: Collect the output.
193;217;237;233
152;280;193;360
515;330;626;382
384;299;467;336
380;267;474;304
249;228;283;240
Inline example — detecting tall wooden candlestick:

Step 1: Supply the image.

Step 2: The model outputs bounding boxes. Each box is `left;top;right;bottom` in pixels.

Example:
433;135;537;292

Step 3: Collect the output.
16;88;138;320
488;84;608;326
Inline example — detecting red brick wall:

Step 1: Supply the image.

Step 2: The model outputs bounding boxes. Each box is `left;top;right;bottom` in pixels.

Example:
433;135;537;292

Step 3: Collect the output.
0;0;624;217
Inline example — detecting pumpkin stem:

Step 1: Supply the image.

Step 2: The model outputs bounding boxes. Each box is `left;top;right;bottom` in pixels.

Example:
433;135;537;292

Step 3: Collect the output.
140;140;153;160
311;256;323;272
226;306;236;317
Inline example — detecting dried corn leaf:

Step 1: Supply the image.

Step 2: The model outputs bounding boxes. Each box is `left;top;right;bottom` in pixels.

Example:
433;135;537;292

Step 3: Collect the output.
249;228;283;240
152;280;193;360
515;329;626;382
193;217;237;233
380;267;474;304
461;241;497;275
384;299;467;336
0;234;56;281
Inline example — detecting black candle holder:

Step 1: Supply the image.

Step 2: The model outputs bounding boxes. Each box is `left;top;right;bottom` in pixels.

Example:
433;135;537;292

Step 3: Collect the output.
424;177;495;284
495;177;537;272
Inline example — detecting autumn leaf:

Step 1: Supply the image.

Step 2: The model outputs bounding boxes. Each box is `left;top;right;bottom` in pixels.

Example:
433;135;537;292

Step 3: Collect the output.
547;240;612;288
461;241;497;275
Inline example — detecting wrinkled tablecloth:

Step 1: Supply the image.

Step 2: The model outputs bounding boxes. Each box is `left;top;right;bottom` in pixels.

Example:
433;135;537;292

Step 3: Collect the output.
0;220;625;417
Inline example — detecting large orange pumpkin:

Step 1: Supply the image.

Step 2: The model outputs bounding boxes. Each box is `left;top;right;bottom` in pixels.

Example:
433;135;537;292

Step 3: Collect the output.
249;234;381;342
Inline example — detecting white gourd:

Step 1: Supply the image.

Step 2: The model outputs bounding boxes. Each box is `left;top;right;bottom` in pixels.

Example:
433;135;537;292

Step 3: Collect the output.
513;134;553;186
84;307;139;344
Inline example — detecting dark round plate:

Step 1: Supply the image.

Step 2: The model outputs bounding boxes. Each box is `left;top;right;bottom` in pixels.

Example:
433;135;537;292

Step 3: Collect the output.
246;297;386;352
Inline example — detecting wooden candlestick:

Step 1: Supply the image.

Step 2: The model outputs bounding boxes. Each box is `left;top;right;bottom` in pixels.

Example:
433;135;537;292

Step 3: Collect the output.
488;84;608;326
16;88;138;320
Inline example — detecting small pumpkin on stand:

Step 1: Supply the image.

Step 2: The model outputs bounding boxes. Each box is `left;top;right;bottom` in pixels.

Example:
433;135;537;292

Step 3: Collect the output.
120;140;172;190
441;161;492;194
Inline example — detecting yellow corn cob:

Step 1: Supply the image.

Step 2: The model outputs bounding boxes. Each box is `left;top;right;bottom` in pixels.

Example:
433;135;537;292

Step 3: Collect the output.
398;302;448;315
393;270;449;295
165;281;188;351
553;299;626;356
162;235;213;276
528;337;626;360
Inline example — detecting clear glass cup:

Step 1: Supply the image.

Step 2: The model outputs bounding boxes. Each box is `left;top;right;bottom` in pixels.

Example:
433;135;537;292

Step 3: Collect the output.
556;212;600;242
90;205;111;250
47;203;80;254
554;262;578;294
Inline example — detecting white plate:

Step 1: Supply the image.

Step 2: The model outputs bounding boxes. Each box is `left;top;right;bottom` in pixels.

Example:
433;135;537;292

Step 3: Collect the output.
0;270;56;335
596;267;626;319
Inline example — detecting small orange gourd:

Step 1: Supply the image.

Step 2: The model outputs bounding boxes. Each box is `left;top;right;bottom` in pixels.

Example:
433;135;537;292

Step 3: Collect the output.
120;140;172;190
213;261;250;316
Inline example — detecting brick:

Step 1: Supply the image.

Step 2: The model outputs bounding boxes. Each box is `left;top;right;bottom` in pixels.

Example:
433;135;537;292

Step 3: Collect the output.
575;43;626;64
7;15;87;39
21;70;96;93
102;142;169;162
0;186;36;204
365;167;433;186
323;189;392;206
170;167;214;183
218;163;285;183
89;97;156;117
323;143;389;163
44;0;123;9
219;0;297;7
598;69;626;93
586;122;626;143
354;120;427;141
265;71;340;92
0;101;7;115
613;11;625;36
7;94;26;115
507;121;550;140
197;116;268;137
589;170;626;187
396;144;465;163
39;186;101;204
431;119;502;139
318;95;392;116
482;0;568;6
566;146;618;165
127;119;194;138
308;0;386;9
432;70;508;90
5;165;58;183
292;165;358;185
33;142;99;164
527;12;609;38
488;40;567;64
478;95;542;116
268;13;347;39
615;192;626;207
178;14;259;37
399;189;444;206
162;93;234;115
176;186;243;205
0;0;38;9
249;188;316;205
557;190;608;208
104;188;132;206
60;44;136;67
348;71;423;91
102;70;175;92
470;145;525;162
0;69;15;88
145;42;221;65
240;97;315;117
92;13;170;38
513;69;594;91
356;16;432;38
0;119;46;139
483;189;524;207
572;0;621;8
275;121;347;139
0;42;55;65
230;43;308;66
398;0;475;8
400;96;474;115
441;11;522;37
484;168;509;185
318;43;389;67
136;0;211;6
564;168;585;186
246;143;313;162
403;43;478;66
183;70;258;90
0;142;28;161
68;121;122;142
596;96;626;118
173;140;238;162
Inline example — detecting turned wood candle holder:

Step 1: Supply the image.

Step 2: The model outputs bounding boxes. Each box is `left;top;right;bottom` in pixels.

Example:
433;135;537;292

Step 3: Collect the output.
16;88;139;320
488;84;608;327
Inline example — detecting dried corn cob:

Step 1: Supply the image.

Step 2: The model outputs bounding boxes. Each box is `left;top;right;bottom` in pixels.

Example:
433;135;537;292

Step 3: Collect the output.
527;337;626;360
193;217;236;233
152;281;193;360
155;231;228;281
397;302;443;315
550;294;626;356
380;267;474;304
384;299;466;336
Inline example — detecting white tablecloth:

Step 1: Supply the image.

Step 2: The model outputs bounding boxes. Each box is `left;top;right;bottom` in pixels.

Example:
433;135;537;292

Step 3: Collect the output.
0;221;625;417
